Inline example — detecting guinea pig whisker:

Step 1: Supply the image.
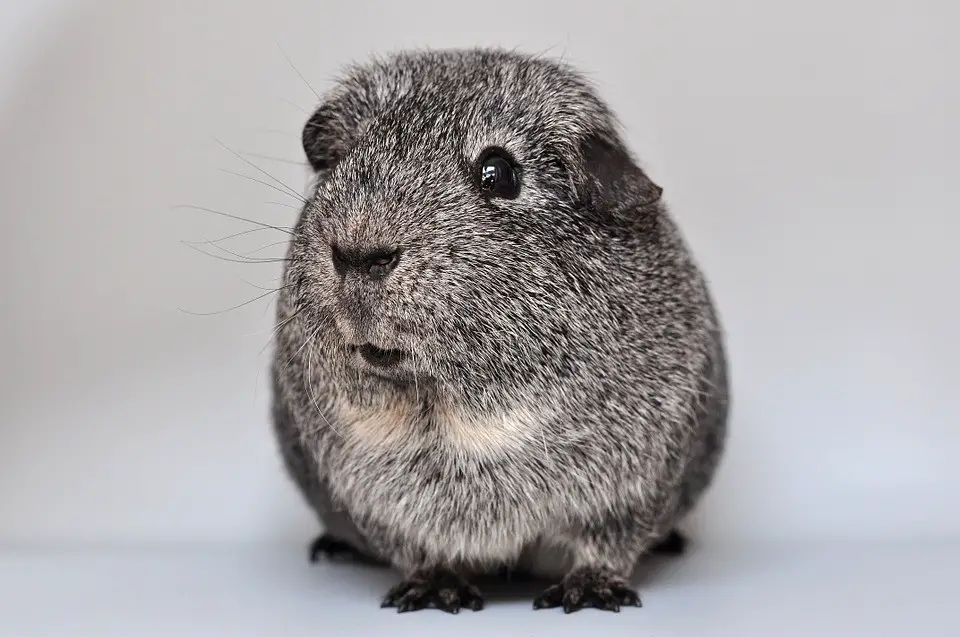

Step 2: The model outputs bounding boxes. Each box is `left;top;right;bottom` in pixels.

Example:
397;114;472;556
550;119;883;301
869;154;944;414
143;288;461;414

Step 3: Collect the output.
171;204;294;236
181;237;280;259
306;345;345;440
177;285;289;317
277;43;322;101
181;241;292;265
413;364;420;407
242;240;290;257
264;200;300;210
218;168;307;205
214;138;308;203
191;227;272;245
252;305;306;401
278;97;309;115
256;307;304;357
189;237;290;261
538;419;554;471
240;276;285;293
236;151;307;167
278;323;323;377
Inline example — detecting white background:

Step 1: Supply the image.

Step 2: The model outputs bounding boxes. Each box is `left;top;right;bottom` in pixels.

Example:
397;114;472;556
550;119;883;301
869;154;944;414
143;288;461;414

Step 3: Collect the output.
1;0;958;554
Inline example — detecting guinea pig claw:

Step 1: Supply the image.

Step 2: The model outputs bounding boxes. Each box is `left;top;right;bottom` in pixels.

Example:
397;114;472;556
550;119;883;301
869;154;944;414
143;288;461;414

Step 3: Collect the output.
533;568;642;613
381;569;484;614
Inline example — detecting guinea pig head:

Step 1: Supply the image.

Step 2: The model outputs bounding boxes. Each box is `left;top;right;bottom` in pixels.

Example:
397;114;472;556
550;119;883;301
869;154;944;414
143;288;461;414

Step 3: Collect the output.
285;49;664;397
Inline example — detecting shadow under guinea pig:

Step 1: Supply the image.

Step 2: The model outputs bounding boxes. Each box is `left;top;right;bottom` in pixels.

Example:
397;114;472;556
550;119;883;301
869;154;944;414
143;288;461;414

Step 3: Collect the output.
307;534;694;605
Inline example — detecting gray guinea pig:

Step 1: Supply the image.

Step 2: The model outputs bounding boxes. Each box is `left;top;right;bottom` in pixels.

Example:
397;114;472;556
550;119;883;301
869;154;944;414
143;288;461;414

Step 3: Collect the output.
270;47;729;614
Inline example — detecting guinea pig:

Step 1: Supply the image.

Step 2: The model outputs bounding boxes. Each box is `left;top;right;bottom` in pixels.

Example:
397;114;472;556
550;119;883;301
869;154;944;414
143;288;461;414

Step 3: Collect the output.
270;47;729;614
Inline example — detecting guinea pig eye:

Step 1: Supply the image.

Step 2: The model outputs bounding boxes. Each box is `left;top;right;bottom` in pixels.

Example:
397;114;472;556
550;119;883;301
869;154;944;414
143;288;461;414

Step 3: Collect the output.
477;147;520;199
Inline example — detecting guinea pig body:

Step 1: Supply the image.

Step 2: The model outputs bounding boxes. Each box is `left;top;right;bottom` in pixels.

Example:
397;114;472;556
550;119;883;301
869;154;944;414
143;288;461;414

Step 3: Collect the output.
271;48;729;614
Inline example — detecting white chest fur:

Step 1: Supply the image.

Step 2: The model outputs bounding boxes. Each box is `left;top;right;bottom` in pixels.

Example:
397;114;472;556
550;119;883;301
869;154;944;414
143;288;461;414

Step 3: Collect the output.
336;394;556;460
320;394;562;566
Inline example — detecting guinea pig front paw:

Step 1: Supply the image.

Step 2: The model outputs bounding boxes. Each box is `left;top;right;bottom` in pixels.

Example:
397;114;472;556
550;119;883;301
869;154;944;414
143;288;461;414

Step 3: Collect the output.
308;533;386;566
649;529;688;555
532;567;641;613
380;568;484;614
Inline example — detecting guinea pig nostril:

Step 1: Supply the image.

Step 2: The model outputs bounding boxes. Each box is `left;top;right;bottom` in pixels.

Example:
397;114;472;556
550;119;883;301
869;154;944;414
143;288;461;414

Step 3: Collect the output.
357;343;406;367
364;249;400;279
330;244;400;278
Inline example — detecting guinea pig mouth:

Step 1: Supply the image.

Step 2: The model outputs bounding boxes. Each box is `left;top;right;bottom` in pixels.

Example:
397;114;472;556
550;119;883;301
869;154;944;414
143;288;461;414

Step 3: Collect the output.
354;343;407;368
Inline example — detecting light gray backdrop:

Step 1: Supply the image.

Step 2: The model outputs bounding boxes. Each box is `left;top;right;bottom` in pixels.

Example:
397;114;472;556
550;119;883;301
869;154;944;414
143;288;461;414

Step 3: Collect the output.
1;0;957;549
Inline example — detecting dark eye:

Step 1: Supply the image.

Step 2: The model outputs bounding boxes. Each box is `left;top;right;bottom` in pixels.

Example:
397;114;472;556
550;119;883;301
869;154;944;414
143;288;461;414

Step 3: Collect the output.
477;147;520;199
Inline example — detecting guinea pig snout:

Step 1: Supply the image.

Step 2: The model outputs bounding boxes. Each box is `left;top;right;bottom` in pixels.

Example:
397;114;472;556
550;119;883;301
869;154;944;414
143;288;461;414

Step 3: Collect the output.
330;243;401;280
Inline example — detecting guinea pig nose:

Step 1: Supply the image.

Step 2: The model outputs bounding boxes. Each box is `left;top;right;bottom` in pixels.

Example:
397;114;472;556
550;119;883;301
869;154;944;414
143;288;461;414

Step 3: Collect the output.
330;244;401;279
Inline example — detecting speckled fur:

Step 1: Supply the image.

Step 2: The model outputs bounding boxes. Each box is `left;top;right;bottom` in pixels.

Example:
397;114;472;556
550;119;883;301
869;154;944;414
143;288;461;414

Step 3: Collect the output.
271;48;729;607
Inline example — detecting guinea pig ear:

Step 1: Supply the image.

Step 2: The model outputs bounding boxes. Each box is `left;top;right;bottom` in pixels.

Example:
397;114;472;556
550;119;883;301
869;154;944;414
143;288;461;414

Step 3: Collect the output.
575;134;664;214
301;103;350;173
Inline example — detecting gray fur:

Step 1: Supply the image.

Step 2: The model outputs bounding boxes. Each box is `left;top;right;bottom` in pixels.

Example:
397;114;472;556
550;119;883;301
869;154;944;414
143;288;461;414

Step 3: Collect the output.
270;47;729;608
